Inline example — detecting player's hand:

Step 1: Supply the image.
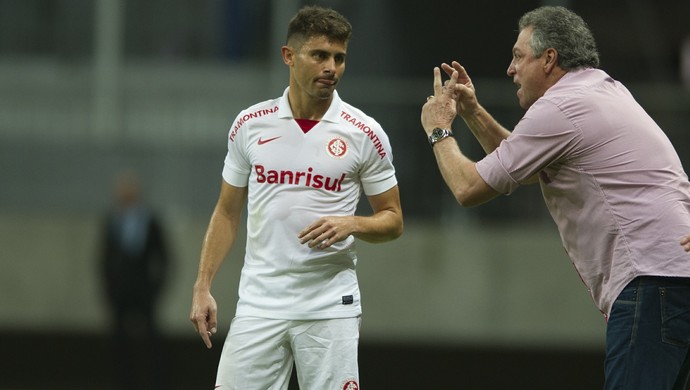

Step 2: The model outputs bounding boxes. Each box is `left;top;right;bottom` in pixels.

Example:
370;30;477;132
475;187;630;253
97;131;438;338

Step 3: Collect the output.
682;234;690;252
441;61;479;117
190;289;218;349
421;66;458;134
299;216;353;249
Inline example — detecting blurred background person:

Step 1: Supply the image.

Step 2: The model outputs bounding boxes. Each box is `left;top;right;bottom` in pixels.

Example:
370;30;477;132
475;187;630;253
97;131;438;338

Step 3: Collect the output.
100;170;170;390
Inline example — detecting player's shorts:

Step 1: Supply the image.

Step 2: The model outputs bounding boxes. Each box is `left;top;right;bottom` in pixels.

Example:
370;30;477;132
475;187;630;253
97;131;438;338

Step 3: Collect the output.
215;316;361;390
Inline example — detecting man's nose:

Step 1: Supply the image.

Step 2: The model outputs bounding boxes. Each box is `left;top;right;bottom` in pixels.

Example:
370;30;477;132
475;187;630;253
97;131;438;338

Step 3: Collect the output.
506;61;516;77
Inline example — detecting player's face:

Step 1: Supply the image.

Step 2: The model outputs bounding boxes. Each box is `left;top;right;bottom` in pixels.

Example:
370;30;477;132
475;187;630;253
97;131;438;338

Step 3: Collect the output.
287;35;347;100
507;27;548;109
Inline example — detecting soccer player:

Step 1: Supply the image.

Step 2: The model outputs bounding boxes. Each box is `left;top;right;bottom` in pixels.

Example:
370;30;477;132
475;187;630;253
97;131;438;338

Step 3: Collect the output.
189;5;403;389
420;6;690;389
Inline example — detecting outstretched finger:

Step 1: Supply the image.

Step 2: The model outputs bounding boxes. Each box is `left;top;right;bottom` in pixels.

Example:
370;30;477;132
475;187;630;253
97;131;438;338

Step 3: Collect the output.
451;61;473;85
433;67;443;97
441;62;454;78
200;331;212;349
200;312;217;349
192;314;212;348
451;61;465;73
445;70;459;97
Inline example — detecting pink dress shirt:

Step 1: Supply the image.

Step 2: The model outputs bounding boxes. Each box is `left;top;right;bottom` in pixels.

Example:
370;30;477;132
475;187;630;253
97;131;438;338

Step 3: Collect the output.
476;68;690;316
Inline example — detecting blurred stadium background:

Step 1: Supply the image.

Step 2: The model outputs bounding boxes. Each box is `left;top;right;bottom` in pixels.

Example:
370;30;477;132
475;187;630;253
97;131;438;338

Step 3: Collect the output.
1;0;689;388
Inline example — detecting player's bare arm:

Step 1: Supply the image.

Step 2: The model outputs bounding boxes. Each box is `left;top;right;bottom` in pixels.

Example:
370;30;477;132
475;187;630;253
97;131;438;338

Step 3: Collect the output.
190;181;247;348
682;234;690;252
298;185;403;248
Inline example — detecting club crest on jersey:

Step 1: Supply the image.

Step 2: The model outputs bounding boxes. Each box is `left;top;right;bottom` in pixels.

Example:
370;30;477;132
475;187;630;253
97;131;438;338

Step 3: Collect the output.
341;379;359;390
327;137;348;159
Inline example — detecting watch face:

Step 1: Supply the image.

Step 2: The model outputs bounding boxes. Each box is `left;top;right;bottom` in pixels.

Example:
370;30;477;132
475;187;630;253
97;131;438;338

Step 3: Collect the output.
429;128;452;146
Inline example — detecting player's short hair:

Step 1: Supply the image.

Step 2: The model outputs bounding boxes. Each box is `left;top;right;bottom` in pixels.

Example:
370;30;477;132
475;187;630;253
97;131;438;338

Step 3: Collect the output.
286;5;352;49
519;6;600;70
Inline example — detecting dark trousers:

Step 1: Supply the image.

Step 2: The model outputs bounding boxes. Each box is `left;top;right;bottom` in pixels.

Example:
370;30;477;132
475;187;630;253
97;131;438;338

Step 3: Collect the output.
605;276;690;390
110;303;165;390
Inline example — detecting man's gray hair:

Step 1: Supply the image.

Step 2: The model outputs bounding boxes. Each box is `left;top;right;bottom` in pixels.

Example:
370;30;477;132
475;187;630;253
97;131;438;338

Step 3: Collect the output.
519;6;600;70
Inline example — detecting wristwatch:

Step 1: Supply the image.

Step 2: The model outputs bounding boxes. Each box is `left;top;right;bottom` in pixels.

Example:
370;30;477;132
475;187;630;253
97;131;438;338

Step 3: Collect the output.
428;128;454;147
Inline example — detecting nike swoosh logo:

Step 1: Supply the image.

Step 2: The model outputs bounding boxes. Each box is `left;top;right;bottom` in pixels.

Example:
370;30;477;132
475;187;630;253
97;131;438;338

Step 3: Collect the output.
258;136;281;145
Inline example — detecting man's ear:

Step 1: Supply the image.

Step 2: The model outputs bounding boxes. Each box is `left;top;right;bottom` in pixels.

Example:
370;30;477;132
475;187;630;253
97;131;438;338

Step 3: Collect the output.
543;48;559;73
281;46;293;66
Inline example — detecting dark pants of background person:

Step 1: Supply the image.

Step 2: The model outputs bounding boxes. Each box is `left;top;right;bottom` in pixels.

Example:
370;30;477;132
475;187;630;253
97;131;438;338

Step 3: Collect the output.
109;298;165;390
605;276;690;390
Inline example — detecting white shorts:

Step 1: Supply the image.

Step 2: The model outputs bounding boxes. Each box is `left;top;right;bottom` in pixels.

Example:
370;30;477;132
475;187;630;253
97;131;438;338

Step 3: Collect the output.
215;316;361;390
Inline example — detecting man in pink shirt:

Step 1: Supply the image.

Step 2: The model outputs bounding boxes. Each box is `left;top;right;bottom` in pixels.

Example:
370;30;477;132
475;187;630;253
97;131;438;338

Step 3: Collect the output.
421;6;690;389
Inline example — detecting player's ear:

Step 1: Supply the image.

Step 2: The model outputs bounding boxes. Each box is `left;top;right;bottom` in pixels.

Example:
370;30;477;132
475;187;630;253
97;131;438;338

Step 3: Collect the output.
281;46;294;66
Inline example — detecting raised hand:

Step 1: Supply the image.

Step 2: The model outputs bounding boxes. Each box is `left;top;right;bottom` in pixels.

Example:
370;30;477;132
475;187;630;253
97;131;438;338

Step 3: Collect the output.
441;61;479;117
421;66;459;134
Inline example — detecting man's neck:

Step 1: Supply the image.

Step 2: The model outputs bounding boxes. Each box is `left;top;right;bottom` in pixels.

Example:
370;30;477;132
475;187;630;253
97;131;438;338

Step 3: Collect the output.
287;89;332;120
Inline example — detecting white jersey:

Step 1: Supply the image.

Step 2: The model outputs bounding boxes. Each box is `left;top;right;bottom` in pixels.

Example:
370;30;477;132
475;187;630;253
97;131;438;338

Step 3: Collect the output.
222;87;398;320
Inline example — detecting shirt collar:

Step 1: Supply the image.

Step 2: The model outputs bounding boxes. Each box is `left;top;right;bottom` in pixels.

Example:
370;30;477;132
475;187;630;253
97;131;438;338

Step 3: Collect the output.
278;87;341;123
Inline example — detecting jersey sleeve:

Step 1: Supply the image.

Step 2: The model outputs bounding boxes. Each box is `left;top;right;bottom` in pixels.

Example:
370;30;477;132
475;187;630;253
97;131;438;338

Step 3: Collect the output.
359;124;398;196
476;99;582;195
222;112;252;187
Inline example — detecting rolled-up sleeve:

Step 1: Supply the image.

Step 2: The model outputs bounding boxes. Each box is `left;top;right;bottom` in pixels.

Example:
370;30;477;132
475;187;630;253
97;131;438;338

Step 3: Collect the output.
476;154;520;194
474;99;581;195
